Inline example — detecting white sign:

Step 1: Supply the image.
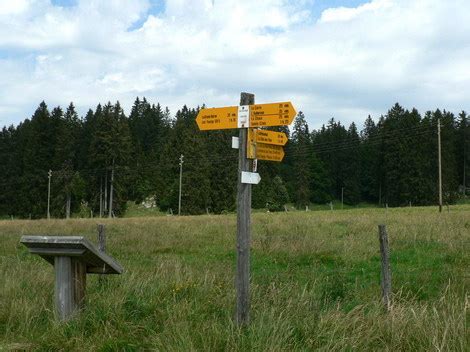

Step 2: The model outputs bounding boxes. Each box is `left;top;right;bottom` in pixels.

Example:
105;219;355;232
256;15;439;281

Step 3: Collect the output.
232;136;239;149
241;171;261;185
238;105;250;128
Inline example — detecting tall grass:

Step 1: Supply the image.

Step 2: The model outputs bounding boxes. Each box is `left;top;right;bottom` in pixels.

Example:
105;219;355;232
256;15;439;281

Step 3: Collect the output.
0;206;468;351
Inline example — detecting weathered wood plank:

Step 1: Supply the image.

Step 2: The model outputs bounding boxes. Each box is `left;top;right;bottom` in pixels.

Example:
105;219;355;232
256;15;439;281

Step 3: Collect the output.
55;256;74;321
73;259;86;309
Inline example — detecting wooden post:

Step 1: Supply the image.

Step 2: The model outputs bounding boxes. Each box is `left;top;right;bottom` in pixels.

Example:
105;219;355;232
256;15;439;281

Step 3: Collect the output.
98;224;106;252
55;256;73;320
72;259;86;309
236;92;254;326
378;225;392;310
54;256;87;320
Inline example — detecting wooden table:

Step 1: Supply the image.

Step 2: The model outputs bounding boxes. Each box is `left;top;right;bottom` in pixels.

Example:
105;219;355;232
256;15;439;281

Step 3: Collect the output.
21;236;123;321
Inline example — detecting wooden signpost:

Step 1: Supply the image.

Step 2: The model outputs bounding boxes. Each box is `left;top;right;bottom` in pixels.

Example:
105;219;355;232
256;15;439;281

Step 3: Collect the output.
196;94;296;325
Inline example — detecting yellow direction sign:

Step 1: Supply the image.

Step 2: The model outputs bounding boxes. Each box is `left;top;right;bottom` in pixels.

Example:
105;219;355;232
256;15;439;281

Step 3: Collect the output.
255;143;285;162
250;102;296;127
196;101;296;130
247;129;285;161
253;129;288;146
196;106;238;130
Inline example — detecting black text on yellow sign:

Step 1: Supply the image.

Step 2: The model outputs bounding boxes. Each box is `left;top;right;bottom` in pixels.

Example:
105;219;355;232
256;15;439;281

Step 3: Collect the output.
247;129;285;162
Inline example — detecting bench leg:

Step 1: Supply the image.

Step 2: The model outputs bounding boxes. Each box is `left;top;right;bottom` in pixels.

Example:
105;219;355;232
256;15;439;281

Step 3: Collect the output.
54;257;87;321
73;258;86;309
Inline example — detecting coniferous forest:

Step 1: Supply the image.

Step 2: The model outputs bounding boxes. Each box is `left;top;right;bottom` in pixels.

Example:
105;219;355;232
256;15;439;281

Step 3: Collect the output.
0;98;468;218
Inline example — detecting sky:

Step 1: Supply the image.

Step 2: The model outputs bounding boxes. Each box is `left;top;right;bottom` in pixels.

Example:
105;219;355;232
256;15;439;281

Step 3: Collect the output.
0;0;469;129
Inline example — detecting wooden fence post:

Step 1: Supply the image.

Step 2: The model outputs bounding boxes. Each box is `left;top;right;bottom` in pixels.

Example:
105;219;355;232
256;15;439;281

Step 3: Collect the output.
378;224;392;310
98;224;106;252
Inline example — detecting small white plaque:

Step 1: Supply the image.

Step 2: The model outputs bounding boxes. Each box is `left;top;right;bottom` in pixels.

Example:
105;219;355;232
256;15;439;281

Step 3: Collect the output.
232;137;239;149
241;171;261;185
238;105;250;128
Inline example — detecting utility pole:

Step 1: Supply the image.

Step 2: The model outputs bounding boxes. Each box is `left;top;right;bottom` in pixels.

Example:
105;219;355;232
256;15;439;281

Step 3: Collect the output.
236;92;254;326
99;176;103;218
66;193;71;219
341;187;344;210
104;171;108;213
438;119;443;213
463;116;467;197
379;183;382;207
108;160;114;218
47;170;52;220
178;154;184;216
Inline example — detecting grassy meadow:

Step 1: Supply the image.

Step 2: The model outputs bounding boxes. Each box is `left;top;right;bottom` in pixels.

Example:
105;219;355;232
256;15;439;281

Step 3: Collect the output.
0;206;468;351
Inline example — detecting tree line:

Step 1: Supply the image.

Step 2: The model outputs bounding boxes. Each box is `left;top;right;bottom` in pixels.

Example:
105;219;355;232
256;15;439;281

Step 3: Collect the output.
0;99;468;218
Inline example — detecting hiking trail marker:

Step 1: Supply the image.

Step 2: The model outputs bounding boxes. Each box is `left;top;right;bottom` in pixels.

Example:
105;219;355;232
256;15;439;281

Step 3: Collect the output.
249;129;288;146
247;129;287;161
196;94;296;326
196;102;296;130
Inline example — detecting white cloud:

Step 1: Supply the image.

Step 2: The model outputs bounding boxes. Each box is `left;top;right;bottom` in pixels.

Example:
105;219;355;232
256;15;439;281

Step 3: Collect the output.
0;0;29;16
0;0;469;129
319;0;391;23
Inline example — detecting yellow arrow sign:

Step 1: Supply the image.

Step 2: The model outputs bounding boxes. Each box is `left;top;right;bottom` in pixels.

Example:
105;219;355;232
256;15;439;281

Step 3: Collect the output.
255;143;285;162
196;101;296;130
250;102;296;127
196;106;238;130
253;130;288;146
247;130;285;161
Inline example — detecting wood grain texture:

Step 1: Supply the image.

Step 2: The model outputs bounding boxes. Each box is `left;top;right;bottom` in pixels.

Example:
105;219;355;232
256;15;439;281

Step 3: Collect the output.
55;256;74;321
236;92;254;326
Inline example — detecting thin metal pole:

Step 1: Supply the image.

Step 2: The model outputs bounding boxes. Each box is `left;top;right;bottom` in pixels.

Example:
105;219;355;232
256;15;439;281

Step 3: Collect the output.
438;119;442;213
47;169;52;220
178;154;184;216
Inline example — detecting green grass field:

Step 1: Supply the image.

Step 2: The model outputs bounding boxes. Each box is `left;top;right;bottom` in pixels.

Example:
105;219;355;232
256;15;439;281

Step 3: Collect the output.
0;206;468;351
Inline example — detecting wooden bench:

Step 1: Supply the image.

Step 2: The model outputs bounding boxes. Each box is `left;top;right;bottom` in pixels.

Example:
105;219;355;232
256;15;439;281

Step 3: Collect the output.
20;235;123;321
